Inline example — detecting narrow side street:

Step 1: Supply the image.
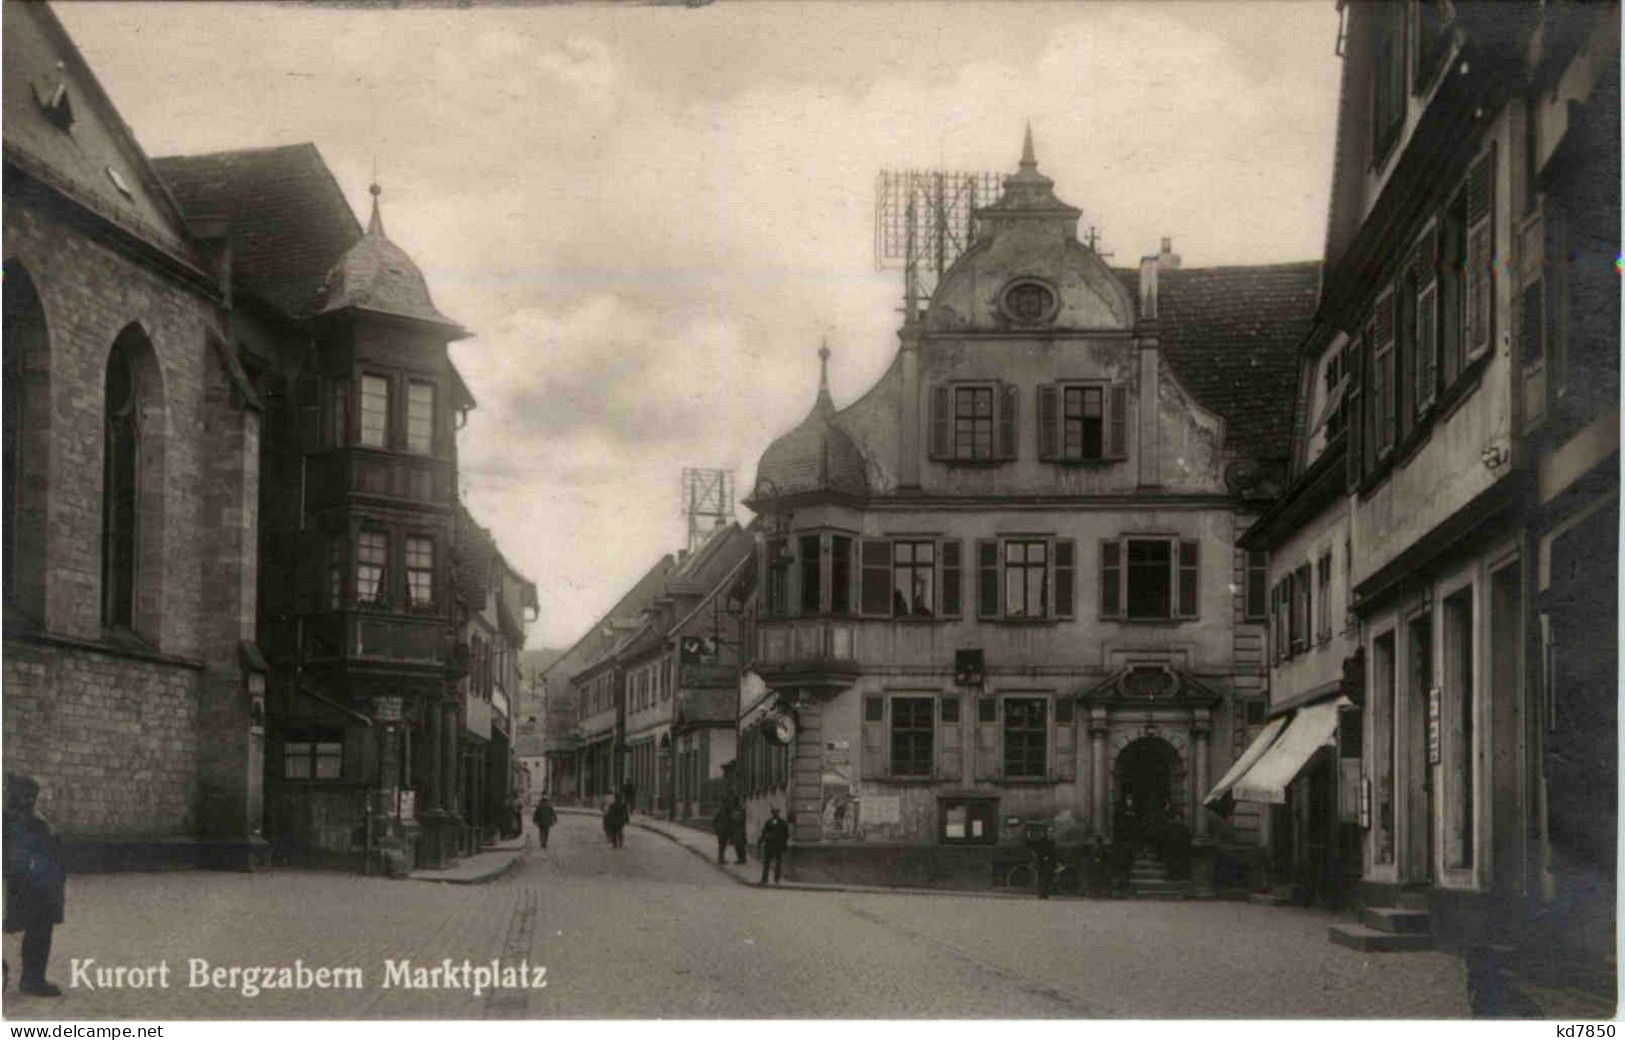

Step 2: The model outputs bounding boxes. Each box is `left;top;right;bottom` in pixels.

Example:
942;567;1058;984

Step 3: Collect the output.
5;815;1471;1020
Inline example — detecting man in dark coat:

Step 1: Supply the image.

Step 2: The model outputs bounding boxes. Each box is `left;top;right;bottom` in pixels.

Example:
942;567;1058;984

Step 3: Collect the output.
757;807;790;885
531;796;557;849
1028;824;1059;900
713;795;747;865
4;775;64;996
603;797;629;849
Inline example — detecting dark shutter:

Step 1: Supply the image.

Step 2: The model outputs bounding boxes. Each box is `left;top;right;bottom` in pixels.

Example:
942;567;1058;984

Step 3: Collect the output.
1100;539;1122;618
1245;550;1268;620
1374;293;1396;454
1415;224;1440;414
940;539;962;617
1107;384;1129;459
976;539;1000;618
929;385;951;459
996;383;1018;460
1054;539;1076;619
1053;698;1076;782
1036;384;1058;460
939;697;963;781
1362;320;1380;473
1346;330;1365;491
1176;540;1199;619
974;696;999;781
861;695;885;780
860;539;891;616
1464;145;1495;361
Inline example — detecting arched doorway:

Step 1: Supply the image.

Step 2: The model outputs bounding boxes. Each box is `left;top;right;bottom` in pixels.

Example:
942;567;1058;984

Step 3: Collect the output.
1114;736;1183;846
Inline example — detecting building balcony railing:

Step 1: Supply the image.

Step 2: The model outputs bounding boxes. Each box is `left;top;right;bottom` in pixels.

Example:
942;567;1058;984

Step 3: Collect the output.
755;618;860;683
302;612;449;666
305;448;452;508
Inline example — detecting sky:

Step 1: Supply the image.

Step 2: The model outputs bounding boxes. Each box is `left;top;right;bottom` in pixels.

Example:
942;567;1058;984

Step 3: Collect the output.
56;0;1343;650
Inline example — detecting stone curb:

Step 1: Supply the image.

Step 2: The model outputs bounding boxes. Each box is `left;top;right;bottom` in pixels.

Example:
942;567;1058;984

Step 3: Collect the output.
557;806;1053;901
405;844;528;885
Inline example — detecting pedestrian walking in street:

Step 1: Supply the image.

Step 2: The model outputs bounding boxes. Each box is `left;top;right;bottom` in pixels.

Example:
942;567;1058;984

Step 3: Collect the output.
757;807;790;885
604;796;629;849
714;794;747;865
620;780;636;815
531;795;557;850
4;775;65;996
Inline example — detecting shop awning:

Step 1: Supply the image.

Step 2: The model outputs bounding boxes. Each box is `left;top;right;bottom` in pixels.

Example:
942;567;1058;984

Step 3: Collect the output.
1230;696;1351;805
1203;713;1289;810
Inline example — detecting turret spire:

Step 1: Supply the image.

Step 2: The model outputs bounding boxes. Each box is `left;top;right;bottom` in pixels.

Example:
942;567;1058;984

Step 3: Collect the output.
1021;121;1036;169
367;180;384;236
814;339;834;417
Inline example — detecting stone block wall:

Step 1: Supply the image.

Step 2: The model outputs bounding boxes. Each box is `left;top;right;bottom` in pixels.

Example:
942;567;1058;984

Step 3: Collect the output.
2;639;200;836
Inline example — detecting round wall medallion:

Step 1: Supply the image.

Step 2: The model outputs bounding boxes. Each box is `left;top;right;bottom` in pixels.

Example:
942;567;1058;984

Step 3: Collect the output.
999;278;1059;325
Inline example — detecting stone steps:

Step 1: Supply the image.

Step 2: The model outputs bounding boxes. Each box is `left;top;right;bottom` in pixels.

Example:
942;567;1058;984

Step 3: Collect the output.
1330;893;1436;952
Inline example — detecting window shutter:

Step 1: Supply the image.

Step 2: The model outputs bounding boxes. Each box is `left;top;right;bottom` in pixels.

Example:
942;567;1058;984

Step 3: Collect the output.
861;695;885;780
938;698;963;781
929;385;950;459
973;696;999;781
1176;540;1199;619
1054;539;1076;619
1036;384;1058;460
1053;698;1077;782
996;383;1018;460
1100;540;1122;618
1464;146;1496;362
1374;293;1396;454
1271;583;1284;664
860;539;891;616
1346;331;1365;491
976;539;1000;618
1361;323;1379;474
940;539;962;617
1107;384;1129;459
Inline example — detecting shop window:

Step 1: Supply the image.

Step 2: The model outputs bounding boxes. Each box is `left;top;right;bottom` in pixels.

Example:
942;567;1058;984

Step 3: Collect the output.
1443;587;1474;868
941;799;997;844
1372;631;1397;865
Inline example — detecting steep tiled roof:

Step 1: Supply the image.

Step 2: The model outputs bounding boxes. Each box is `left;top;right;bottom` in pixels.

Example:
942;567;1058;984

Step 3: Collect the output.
153;143;361;319
1114;263;1320;461
318;187;467;335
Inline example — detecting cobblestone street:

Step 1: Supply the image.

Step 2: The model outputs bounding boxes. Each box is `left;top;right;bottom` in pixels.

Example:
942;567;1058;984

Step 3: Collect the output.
4;814;1471;1019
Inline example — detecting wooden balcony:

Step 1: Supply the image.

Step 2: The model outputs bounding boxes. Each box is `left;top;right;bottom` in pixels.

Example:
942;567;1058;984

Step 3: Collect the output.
305;448;452;509
754;617;861;691
302;612;449;668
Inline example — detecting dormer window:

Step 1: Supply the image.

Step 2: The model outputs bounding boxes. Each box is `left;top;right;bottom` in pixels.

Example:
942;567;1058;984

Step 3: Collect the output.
1371;2;1407;164
33;66;74;132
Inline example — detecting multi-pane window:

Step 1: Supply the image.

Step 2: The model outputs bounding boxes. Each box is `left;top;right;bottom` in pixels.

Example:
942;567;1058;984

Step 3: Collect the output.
890;696;934;777
1245;550;1269;620
1373;299;1395;454
360;374;389;448
766;537;789;615
324;377;350;447
893;540;935;617
356;529;388;605
1003;540;1048;619
405;536;434;608
831;535;853;615
1063;385;1103;459
860;538;960;618
954;386;994;460
1292;562;1312;653
1003;698;1047;779
1371;1;1406;161
1101;537;1199;621
1038;383;1127;461
1323;348;1346;439
284;736;342;780
406;381;434;454
798;534;822;614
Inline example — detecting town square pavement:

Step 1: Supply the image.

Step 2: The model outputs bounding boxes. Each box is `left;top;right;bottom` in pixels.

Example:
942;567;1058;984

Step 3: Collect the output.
4;812;1471;1019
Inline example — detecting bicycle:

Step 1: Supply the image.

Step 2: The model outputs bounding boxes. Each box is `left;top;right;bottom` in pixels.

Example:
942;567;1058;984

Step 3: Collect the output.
1004;858;1077;895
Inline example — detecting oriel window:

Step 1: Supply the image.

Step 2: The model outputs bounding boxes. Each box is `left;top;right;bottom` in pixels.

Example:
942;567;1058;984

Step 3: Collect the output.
406;381;435;454
360;374;390;448
356;530;388;605
405;536;434;608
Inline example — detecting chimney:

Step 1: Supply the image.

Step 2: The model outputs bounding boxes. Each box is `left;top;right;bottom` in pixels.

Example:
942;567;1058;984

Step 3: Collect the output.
1138;255;1159;320
1158;236;1182;269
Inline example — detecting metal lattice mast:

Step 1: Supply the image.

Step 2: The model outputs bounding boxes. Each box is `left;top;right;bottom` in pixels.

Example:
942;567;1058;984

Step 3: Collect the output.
680;468;734;554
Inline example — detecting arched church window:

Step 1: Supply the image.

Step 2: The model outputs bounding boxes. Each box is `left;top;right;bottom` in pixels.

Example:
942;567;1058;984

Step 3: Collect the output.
101;337;141;628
